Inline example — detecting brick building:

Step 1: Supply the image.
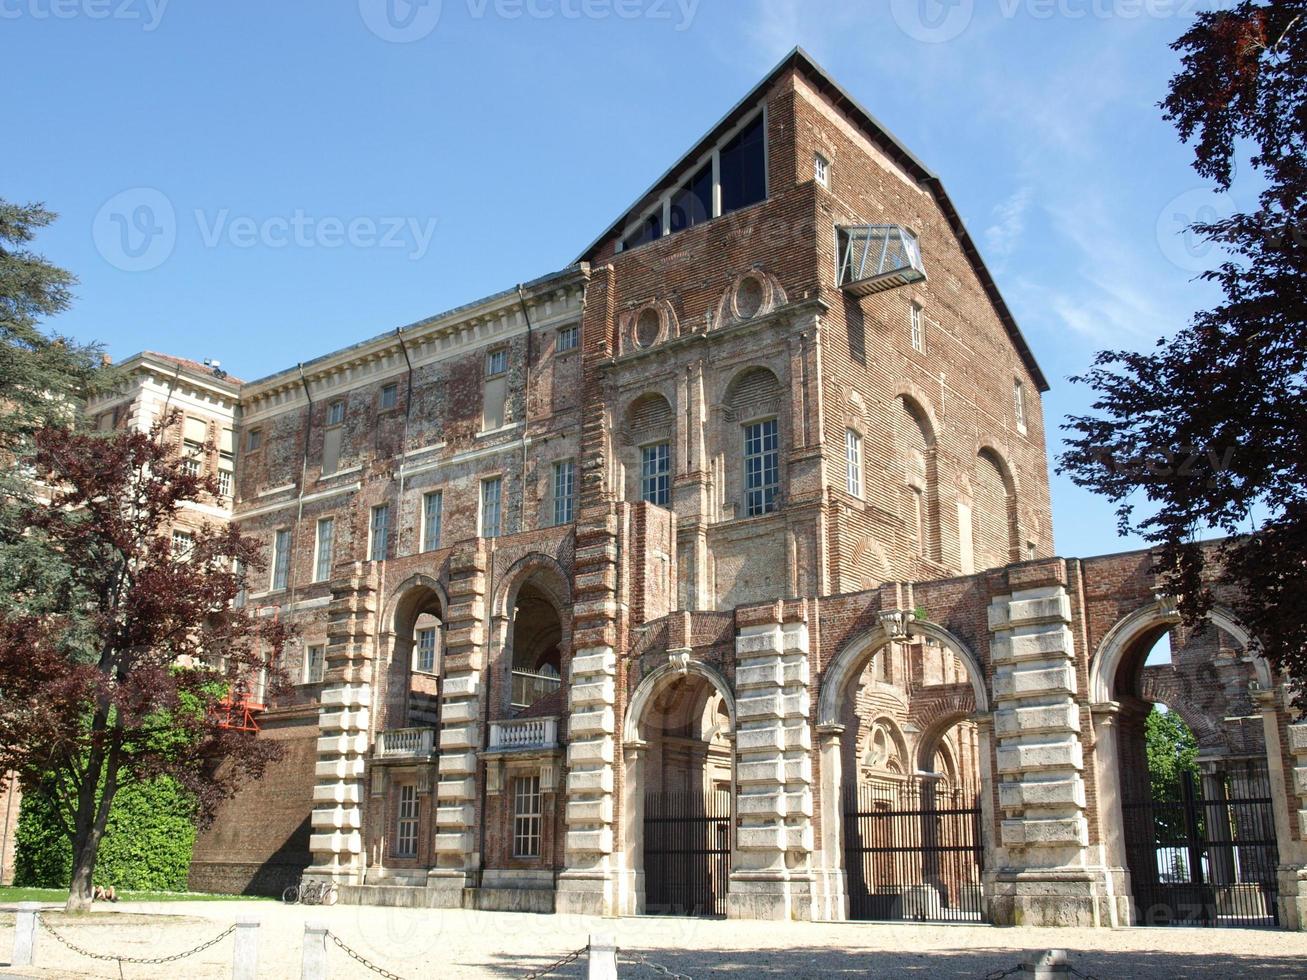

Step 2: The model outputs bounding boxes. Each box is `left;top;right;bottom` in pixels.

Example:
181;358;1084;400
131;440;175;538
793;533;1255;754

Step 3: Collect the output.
68;49;1307;928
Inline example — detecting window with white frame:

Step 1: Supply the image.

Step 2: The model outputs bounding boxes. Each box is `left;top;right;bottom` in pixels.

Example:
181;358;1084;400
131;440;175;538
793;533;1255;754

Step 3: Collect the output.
552;460;575;526
246;428;262;453
641;442;671;507
171;530;193;558
743;418;780;517
304;644;325;684
814;152;830;188
481;477;502;539
845;429;863;498
910;302;924;353
271;528;291;590
314;517;335;582
415;626;437;674
327;400;346;426
486;348;508;377
557;324;579;352
380;383;398;411
182;416;206;477
369;504;390;561
512;774;542;858
217;468;233;498
1013;379;1027;432
182;456;201;478
395;784;418;858
422;491;443;552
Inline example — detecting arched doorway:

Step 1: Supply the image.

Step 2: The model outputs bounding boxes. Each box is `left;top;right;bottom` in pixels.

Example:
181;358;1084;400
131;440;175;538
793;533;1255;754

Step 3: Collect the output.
818;618;991;923
1092;602;1282;928
624;662;735;917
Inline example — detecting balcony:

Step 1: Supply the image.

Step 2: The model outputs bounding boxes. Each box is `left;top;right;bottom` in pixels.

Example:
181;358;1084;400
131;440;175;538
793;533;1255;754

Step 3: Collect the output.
511;669;561;711
837;225;926;296
374;727;437;760
488;716;559;753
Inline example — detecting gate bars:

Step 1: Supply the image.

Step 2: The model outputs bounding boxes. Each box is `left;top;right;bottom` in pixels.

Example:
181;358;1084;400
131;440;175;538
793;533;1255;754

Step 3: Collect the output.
643;789;731;916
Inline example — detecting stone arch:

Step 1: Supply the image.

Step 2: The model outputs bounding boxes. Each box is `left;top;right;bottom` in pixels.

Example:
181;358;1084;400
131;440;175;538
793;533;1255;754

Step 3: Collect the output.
384;572;450;637
379;572;449;732
973;446;1018;569
819;618;989;728
623;660;737;743
1088;598;1273;704
492;553;573;718
896;395;939;561
492;552;573;620
722;364;784;422
859;715;910;773
914;706;974;775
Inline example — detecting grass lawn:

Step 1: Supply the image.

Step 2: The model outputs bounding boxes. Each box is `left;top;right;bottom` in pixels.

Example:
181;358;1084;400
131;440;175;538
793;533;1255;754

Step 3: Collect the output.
0;886;270;904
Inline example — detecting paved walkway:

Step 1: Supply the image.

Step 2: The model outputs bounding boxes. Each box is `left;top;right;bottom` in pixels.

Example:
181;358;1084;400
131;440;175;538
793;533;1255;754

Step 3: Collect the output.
4;900;1307;978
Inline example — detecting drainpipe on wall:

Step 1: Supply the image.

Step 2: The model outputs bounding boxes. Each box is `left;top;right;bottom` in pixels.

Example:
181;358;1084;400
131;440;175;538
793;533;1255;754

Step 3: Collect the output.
394;329;415;530
289;364;314;616
516;284;533;529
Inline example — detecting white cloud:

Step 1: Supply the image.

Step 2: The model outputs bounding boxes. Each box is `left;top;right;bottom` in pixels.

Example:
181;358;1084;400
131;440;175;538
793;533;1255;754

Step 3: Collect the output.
984;185;1033;266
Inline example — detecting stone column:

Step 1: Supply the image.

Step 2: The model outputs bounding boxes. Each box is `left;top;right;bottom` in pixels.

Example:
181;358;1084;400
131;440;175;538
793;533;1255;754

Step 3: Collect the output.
814;723;847;920
617;739;647;915
1275;703;1307;929
428;543;488;904
988;579;1104;926
1087;701;1132;927
308;563;378;882
728;605;815;920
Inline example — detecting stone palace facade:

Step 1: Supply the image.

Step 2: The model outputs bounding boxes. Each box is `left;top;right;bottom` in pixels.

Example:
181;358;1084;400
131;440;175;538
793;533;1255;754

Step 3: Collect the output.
79;49;1307;929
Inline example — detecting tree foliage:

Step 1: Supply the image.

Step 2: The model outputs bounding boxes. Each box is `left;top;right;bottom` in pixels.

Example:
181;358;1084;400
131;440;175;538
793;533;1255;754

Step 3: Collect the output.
1059;2;1307;697
1145;705;1199;802
0;419;290;909
15;775;197;892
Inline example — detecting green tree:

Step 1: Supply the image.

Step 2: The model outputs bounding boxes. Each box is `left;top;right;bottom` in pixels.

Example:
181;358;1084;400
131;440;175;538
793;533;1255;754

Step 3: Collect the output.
1059;2;1307;695
1145;706;1199;802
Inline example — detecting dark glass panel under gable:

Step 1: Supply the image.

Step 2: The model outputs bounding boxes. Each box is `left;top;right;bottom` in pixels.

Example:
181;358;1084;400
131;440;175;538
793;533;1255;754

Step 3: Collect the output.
719;114;766;215
670;162;713;232
622;210;663;251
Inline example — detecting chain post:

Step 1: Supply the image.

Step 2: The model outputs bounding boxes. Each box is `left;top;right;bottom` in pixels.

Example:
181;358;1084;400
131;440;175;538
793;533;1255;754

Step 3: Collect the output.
12;902;39;967
587;933;617;980
302;921;328;980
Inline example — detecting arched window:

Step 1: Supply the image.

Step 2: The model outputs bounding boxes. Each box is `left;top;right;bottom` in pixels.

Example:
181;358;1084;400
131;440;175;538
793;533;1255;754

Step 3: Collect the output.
973;449;1017;570
725;367;784;518
624;393;674;507
896;397;938;561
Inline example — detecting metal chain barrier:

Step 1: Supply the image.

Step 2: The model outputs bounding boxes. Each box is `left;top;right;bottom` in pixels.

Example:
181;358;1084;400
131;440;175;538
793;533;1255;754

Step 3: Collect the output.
519;944;586;979
981;967;1024;980
37;913;235;965
1066;965;1099;980
620;948;695;980
327;930;409;980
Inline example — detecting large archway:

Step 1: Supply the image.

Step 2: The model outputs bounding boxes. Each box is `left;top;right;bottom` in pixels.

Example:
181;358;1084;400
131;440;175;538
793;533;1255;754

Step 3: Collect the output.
817;617;992;923
1090;599;1286;928
622;661;735;917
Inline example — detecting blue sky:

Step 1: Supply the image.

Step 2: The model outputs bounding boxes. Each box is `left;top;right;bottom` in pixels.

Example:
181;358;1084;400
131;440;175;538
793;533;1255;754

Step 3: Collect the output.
3;0;1250;559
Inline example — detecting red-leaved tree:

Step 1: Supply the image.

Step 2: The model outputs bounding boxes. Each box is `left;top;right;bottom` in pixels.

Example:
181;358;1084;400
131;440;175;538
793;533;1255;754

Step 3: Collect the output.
0;417;289;910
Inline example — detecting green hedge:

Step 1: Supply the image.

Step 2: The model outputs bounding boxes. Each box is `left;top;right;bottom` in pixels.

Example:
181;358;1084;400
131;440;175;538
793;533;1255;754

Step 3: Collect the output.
14;777;197;891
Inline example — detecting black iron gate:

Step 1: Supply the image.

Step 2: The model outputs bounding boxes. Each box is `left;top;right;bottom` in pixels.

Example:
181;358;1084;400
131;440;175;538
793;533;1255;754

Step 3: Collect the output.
843;782;985;922
643;789;731;916
1123;765;1279;927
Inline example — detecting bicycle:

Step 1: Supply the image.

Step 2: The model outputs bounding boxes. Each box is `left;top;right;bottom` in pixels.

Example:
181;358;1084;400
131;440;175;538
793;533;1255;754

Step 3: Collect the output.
282;878;338;906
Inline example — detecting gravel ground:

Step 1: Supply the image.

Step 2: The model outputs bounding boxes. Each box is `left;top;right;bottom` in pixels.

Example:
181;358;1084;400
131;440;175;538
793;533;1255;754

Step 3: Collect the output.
3;900;1307;979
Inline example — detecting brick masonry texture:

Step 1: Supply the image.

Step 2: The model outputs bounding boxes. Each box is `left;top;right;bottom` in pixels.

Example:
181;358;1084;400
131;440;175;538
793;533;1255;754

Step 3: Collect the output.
48;50;1302;929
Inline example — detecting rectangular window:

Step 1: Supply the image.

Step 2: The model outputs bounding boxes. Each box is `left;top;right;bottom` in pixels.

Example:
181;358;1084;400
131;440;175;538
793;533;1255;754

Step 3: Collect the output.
910;303;924;352
480;477;502;539
369;504;390;561
380;383;398;410
814;152;829;188
219;427;234;462
327;400;346;426
845;429;863;498
1013;379;1027;432
314;517;335;583
171;530;193;557
217;468;233;498
395;785;418;859
743;418;780;517
669;162;713;232
719;113;766;215
271;528;291;590
641;442;671;507
512;775;541;858
415;627;437;674
246;428;262;453
557;324;579;352
182;456;202;478
305;644;325;684
486;348;508;377
422;491;443;552
552;460;575;526
234;559;247;609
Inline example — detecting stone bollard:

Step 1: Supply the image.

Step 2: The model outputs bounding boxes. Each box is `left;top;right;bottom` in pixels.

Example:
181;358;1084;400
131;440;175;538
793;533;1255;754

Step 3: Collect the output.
233;917;260;980
587;933;618;980
302;921;329;980
1023;949;1070;979
11;902;39;967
